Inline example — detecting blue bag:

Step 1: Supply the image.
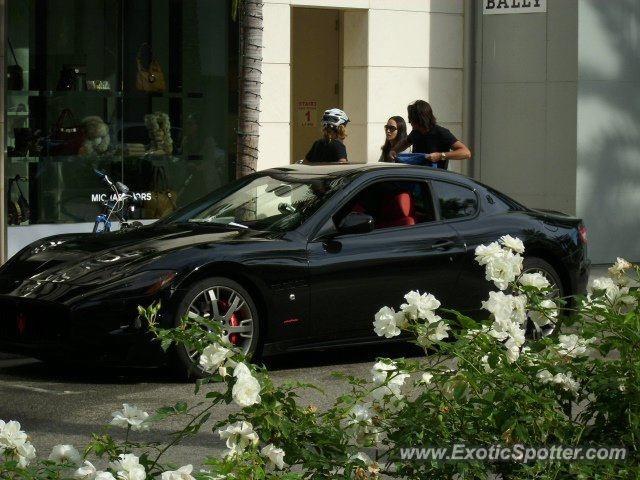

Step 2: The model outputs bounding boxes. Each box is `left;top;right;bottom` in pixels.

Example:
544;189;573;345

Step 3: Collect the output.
397;153;437;167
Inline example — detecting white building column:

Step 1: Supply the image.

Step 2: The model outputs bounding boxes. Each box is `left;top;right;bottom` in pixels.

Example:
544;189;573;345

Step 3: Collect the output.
258;1;292;170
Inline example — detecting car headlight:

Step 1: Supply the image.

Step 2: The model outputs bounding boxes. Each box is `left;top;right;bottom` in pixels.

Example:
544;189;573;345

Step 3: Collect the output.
104;270;178;296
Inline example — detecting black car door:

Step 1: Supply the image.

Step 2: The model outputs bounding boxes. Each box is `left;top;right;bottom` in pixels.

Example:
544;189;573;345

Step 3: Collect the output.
306;178;467;342
429;179;494;315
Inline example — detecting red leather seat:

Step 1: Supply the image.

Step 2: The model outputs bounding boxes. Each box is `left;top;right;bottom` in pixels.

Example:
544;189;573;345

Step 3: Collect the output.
376;192;416;229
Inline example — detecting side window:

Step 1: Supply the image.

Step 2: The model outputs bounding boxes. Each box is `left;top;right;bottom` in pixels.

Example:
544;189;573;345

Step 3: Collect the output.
433;181;478;220
335;180;436;230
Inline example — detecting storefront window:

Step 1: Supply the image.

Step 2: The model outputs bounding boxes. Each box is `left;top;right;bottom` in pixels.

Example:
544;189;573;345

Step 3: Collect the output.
5;0;237;255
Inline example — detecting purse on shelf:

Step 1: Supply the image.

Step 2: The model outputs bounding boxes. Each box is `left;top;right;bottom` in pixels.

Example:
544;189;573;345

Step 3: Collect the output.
136;43;166;93
56;64;87;91
49;109;85;156
7;175;30;225
146;166;177;218
12;127;42;157
7;38;24;91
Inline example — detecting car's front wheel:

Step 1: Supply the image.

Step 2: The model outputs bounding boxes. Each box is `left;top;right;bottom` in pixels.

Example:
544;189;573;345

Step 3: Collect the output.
172;277;260;379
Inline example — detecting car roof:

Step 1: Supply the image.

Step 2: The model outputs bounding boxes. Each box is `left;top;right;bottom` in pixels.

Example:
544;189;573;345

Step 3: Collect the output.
265;162;475;185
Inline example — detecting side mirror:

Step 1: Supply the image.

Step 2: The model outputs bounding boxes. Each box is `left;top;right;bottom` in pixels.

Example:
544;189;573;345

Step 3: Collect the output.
337;212;374;235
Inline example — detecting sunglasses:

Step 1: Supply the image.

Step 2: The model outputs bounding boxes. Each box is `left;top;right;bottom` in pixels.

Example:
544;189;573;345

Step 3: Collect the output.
384;125;397;132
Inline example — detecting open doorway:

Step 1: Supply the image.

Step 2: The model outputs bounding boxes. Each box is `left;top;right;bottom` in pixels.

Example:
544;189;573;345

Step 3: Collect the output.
291;7;341;163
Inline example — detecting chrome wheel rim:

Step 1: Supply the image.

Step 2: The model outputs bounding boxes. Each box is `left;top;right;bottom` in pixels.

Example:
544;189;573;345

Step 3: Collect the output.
523;267;561;339
185;286;254;358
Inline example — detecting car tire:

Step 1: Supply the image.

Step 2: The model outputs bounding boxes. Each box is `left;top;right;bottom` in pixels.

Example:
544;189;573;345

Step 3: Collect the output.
171;277;261;379
522;257;564;339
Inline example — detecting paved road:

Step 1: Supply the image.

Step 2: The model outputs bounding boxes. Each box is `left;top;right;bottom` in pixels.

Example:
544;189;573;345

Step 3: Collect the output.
0;343;421;469
0;266;609;469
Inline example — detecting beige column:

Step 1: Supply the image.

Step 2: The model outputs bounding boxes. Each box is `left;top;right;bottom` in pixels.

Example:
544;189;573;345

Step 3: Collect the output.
258;0;291;170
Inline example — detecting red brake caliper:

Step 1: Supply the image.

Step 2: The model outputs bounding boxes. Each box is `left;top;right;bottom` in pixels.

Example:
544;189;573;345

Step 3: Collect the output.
218;300;241;345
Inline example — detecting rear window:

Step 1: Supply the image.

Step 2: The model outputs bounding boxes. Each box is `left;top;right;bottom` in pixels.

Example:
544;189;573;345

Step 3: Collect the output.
433;181;478;220
485;187;523;212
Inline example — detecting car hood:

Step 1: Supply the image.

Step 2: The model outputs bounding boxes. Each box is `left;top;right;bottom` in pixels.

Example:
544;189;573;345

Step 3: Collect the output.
1;223;282;287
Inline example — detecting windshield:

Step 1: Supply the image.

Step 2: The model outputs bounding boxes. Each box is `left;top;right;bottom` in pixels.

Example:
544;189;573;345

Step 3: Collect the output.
165;173;351;232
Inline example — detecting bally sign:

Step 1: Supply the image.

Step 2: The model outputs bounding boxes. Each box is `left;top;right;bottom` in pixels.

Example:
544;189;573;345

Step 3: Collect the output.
483;0;546;14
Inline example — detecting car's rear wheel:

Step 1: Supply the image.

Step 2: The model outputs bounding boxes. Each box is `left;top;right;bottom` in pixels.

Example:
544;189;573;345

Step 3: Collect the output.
172;277;260;379
522;257;564;339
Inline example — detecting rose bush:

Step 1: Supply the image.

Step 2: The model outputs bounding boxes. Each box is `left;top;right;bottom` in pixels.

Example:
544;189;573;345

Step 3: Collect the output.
1;238;638;479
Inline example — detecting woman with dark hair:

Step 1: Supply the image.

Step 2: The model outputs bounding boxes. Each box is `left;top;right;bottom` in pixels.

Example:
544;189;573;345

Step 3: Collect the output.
391;100;471;169
379;116;407;162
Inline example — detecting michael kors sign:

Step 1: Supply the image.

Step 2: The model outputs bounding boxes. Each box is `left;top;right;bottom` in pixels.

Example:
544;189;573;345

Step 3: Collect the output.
483;0;547;14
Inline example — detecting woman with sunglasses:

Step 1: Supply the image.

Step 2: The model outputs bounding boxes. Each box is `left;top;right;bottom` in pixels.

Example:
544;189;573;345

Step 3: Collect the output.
379;116;407;162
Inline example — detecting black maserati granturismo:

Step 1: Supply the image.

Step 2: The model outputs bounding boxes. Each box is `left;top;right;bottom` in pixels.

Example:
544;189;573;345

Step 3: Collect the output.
0;164;590;375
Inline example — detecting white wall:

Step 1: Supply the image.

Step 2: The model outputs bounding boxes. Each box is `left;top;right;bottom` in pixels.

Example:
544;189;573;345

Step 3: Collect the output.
260;0;467;169
577;0;640;263
476;0;579;215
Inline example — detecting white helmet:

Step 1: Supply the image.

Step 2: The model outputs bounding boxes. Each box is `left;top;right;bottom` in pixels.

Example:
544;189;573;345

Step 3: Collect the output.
322;108;349;128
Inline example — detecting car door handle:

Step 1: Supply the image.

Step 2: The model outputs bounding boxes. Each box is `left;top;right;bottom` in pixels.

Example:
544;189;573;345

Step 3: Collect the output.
432;239;455;250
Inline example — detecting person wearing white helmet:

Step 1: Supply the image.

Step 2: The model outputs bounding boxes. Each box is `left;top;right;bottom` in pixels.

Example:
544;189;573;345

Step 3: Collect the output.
304;108;349;163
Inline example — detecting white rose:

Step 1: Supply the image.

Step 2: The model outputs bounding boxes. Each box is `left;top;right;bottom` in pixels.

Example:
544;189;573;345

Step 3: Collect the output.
609;257;632;279
553;372;580;393
261;444;286;470
16;441;36;468
421;372;434;384
232;363;261;407
0;420;28;450
500;235;525;254
481;355;493;373
199;343;232;374
109;454;146;480
427;322;450;342
49;444;82;465
485;251;522;290
218;421;259;457
590;277;620;302
519;272;550;290
161;465;196;480
529;299;558;328
400;291;441;322
474;242;503;266
482;291;517;323
537;369;553;383
348;404;373;424
373;306;402;338
511;295;528;325
74;460;97;480
110;404;150;431
95;473;116;480
557;334;593;358
371;371;409;401
371;360;397;385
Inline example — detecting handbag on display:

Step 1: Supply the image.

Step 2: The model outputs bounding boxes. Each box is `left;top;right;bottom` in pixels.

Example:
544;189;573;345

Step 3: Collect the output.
12;127;41;157
136;43;166;93
7;39;24;91
7;175;30;225
56;64;87;91
49;109;85;156
146;166;177;218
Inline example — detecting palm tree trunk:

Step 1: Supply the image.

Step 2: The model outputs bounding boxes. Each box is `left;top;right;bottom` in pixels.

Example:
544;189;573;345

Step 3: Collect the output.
236;0;263;179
